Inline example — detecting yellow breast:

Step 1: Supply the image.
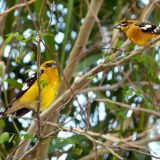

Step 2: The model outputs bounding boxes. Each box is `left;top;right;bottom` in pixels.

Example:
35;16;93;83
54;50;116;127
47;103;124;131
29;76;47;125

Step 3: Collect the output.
18;68;59;112
40;68;59;111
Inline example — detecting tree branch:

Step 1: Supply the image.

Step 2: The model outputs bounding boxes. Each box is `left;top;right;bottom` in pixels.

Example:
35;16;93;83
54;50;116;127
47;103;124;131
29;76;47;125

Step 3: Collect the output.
0;0;35;17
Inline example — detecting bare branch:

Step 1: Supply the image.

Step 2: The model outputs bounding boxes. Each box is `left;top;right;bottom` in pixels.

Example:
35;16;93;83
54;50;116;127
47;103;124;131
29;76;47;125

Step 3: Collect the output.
0;0;36;17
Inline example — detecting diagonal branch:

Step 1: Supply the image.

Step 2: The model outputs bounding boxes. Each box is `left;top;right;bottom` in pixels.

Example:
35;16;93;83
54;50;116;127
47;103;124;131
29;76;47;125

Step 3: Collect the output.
0;0;36;17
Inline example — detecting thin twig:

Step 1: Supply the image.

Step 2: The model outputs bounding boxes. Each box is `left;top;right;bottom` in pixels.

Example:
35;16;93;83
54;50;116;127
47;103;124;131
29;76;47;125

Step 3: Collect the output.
0;0;35;17
95;98;160;117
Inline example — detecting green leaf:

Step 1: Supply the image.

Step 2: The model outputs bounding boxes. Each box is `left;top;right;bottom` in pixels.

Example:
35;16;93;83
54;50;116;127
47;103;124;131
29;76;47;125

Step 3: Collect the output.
135;89;143;97
40;80;48;88
0;132;9;143
0;120;5;127
8;134;15;143
15;33;24;41
123;87;135;98
49;137;81;153
143;99;153;109
117;111;126;120
73;147;83;156
22;37;32;43
43;33;55;60
0;61;5;78
6;79;23;89
31;37;37;43
34;1;42;18
20;133;35;141
104;55;114;61
131;151;151;160
5;33;14;43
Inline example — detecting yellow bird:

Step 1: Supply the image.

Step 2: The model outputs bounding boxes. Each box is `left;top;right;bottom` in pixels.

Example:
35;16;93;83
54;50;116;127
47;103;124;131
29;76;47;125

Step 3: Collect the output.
114;19;160;46
1;60;59;116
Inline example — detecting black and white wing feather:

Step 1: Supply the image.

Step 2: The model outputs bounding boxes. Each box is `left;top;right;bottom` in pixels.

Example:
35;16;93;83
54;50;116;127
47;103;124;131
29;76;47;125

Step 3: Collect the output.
136;22;160;34
2;73;37;116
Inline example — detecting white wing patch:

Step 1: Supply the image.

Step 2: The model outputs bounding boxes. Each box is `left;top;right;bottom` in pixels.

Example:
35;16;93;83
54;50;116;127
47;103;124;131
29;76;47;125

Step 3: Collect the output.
22;83;29;91
141;27;147;30
30;74;35;78
141;25;152;30
144;24;152;28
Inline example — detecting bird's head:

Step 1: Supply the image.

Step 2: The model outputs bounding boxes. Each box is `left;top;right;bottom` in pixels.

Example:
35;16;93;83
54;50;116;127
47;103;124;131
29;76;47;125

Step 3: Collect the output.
114;19;136;32
40;60;57;70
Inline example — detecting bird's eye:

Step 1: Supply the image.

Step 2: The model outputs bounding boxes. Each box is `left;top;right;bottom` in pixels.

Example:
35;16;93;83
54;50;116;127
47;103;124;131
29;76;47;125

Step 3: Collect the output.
45;63;52;67
120;21;128;26
45;62;56;68
121;21;126;24
41;69;45;73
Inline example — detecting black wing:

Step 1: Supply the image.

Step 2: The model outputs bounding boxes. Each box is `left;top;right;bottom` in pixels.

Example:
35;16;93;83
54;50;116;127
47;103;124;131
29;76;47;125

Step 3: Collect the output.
136;22;160;34
3;73;37;116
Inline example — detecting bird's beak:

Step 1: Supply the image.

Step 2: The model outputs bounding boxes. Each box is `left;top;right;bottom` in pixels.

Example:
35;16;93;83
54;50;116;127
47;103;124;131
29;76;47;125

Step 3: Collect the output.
51;63;57;68
113;24;121;29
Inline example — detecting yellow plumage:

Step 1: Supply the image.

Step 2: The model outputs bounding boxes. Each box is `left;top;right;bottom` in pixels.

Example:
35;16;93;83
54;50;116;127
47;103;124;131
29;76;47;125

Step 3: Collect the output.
2;60;59;116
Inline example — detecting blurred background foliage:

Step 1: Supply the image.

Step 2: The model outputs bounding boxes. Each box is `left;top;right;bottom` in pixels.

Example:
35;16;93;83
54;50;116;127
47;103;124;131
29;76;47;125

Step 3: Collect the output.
0;0;160;159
